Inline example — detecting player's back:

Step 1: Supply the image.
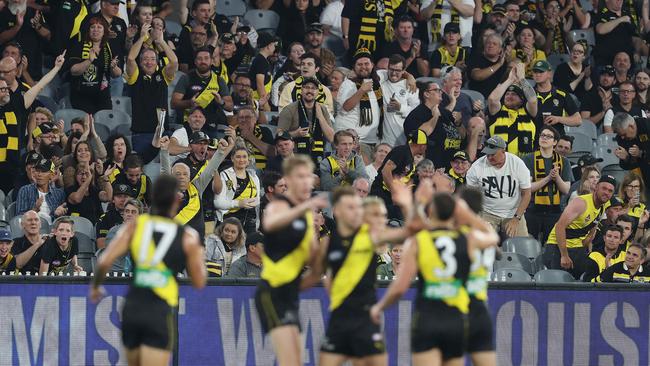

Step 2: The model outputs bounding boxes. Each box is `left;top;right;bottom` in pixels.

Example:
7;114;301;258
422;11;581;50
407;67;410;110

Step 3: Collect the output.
129;214;187;308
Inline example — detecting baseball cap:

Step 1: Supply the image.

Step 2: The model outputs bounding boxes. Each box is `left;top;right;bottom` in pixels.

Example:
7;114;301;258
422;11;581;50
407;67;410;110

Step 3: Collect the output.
220;33;236;44
407;129;428;145
237;25;251;33
608;196;624;208
443;22;460;34
492;4;507;15
25;151;43;166
577;153;603;167
275;131;293;143
32;122;58;138
481;136;507;155
112;183;136;197
245;231;264;247
0;228;11;242
532;60;552;72
189;131;210;144
257;32;279;49
598;174;617;188
307;22;324;34
34;158;54;172
452;151;469;161
600;65;616;76
354;48;372;62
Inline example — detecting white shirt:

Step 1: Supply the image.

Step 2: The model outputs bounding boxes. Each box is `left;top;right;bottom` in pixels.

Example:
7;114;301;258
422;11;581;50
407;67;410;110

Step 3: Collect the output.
170;127;190;162
366;164;379;185
335;71;388;144
421;0;475;49
603;108;646;128
38;190;50;219
466;153;532;218
380;78;419;146
320;0;344;38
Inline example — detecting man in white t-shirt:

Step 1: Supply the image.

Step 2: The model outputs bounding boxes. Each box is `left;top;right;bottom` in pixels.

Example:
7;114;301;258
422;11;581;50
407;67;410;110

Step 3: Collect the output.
380;54;419;146
466;135;532;238
320;0;344;39
421;0;475;50
168;107;208;162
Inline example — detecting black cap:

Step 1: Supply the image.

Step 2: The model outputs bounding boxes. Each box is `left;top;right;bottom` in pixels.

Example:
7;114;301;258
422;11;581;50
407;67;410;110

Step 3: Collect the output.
608;196;624;208
452;150;469;161
32;122;58;138
443;22;460;34
237;25;251;33
257;32;278;49
577;153;603;167
407;129;428;145
307;22;324;34
220;33;235;44
275;131;293;143
34;158;54;172
598;175;617;188
189;131;210;144
600;65;616;76
492;4;507;15
112;183;136;197
506;84;525;101
25;151;43;166
41;144;64;160
245;231;264;247
353;48;372;62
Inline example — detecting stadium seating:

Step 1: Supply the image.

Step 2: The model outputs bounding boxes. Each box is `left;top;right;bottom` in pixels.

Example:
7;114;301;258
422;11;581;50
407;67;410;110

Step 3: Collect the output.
8;215;50;238
493;251;535;275
460;89;485;107
95;123;111;142
76;234;96;255
0;203;5;221
143;162;162;182
217;0;247;17
165;20;183;36
596;133;618;148
37;95;59;113
5;202;15;221
114;124;132;136
547;54;570;69
4;189;12;207
534;253;547;273
69;216;95;240
592;145;620;170
534;269;575;283
94;109;132;132
502;237;541;259
565;120;598;141
567;132;593;154
244;10;280;34
55;108;87;133
77;254;94;273
491;268;532;282
112;96;132;117
569;29;596;47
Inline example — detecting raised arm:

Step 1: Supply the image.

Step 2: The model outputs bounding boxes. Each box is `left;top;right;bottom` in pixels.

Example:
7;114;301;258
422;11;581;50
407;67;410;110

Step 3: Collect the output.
194;137;234;193
126;24;149;79
24;51;65;108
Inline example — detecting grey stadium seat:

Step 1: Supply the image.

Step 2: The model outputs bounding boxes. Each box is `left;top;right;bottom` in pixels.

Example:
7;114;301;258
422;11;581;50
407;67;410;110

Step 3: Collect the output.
547;54;570;69
244;10;280;34
493;251;535;275
94;109;131;132
567;132;593;154
534;269;575;283
217;0;247;17
55;108;87;133
565;120;597;140
491;268;532;282
69;216;95;239
143;162;161;182
502;237;541;259
76;234;96;255
596;133;618;148
112;96;132;117
592;145;620;169
5;202;15;221
165;20;183;36
95;123;111;143
569;29;596;47
461;89;485;108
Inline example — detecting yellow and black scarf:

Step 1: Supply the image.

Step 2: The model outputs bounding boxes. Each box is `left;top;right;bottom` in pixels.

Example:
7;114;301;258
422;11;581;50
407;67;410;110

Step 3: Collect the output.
297;101;325;160
544;19;565;55
533;151;563;206
431;1;459;44
81;41;112;75
354;76;384;138
291;76;327;105
358;0;395;52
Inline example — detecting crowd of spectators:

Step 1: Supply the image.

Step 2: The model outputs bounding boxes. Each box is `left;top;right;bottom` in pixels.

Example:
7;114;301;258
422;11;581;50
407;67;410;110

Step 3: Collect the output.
0;0;650;283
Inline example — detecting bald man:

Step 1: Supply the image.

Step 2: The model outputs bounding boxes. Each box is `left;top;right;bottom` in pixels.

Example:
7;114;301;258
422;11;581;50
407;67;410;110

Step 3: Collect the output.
0;57;25;94
160;135;234;242
11;210;46;273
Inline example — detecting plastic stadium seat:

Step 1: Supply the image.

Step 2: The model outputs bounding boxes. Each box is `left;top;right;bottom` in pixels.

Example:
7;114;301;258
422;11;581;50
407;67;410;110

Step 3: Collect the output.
94;109;131;132
596;133;618;148
69;216;95;240
547;54;570;69
6;202;15;221
9;215;49;238
493;251;535;274
244;10;280;33
112;96;132;117
491;268;532;282
76;234;96;255
0;189;5;207
95;123;111;143
569;29;596;47
534;253;546;273
143;162;161;182
502;237;541;259
55;108;87;133
217;0;247;17
565;120;597;140
114;123;132;136
4;189;11;207
461;89;485;107
37;95;59;113
0;203;4;222
592;145;620;169
567;132;593;153
534;269;575;283
165;20;183;36
76;253;94;273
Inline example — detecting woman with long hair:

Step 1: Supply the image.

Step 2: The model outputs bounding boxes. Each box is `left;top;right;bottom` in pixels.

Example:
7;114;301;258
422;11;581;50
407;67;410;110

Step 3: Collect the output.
69;16;122;113
214;147;261;234
553;41;592;100
618;172;648;231
571;166;600;200
204;217;246;277
66;162;113;221
511;25;546;78
277;0;321;51
63;140;99;188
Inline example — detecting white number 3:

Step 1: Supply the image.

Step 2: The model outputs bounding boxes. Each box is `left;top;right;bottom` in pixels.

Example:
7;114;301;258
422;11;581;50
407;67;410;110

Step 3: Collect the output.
434;236;457;278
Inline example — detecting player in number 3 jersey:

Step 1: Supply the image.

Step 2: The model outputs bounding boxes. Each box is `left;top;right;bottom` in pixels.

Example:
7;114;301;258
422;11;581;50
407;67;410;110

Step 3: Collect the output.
90;175;207;366
371;193;499;366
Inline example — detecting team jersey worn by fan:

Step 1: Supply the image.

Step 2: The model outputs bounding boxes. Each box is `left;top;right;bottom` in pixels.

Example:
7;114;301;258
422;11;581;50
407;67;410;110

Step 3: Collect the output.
129;214;186;307
547;193;604;248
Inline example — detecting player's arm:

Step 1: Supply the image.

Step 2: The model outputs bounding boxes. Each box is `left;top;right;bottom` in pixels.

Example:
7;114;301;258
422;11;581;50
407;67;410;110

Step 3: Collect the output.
554;197;586;259
371;237;418;321
90;221;136;302
262;194;329;233
455;198;499;252
300;236;329;290
183;227;207;289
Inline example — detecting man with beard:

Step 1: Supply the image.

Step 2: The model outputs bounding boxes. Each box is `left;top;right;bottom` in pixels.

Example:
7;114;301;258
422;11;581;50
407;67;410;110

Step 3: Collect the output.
379;54;419;147
172;47;232;136
178;24;210;73
125;23;178;163
169;107;209;162
377;15;428;78
278;53;334;114
337;48;416;149
581;65;618;126
177;0;214;69
11;210;46;274
95;183;135;249
160;134;233;242
226;105;275;170
278;76;334;167
303;23;336;83
16;158;66;220
177;131;210;180
259;171;287;227
39;217;82;274
0;0;50;80
113;154;153;207
634;69;650;111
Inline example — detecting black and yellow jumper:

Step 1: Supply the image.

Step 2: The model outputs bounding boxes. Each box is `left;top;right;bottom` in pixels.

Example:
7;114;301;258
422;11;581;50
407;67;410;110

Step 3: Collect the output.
489;105;536;157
